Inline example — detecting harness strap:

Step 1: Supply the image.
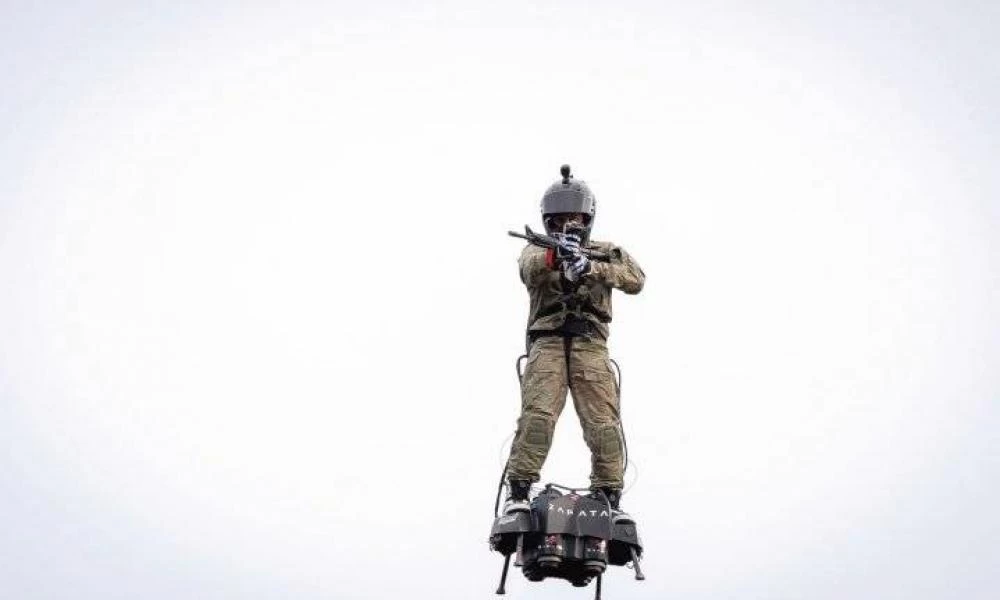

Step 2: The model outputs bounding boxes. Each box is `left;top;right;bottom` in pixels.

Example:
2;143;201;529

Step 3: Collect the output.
563;335;573;386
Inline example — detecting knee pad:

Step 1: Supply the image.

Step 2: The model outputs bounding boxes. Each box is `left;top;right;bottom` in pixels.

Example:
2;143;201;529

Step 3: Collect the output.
524;415;553;448
593;423;623;459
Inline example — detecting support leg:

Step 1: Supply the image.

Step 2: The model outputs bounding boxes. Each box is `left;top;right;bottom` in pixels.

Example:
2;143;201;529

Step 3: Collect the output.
594;574;603;600
495;554;511;595
629;547;646;581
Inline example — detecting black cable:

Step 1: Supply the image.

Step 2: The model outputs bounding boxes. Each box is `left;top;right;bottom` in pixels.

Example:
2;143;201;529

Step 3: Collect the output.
493;464;508;519
493;354;529;517
609;358;630;486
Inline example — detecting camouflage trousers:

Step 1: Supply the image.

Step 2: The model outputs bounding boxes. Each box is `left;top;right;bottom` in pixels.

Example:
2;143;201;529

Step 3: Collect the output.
506;335;624;490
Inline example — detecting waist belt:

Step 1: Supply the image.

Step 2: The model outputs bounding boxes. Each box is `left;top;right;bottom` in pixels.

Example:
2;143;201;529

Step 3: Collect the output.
528;317;601;344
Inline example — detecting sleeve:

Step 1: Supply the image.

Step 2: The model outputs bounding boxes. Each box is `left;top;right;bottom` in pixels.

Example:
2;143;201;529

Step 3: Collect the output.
588;245;645;294
519;245;554;287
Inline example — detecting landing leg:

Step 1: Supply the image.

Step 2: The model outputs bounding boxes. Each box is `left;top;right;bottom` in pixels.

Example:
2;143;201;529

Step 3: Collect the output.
495;554;511;595
629;547;646;581
594;574;603;600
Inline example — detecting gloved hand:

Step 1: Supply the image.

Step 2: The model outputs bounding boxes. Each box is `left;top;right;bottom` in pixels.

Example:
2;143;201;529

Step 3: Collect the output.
554;232;582;263
562;251;591;282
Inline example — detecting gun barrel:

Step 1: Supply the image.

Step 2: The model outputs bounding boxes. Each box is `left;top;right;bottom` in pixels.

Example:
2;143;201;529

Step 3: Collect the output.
507;226;612;261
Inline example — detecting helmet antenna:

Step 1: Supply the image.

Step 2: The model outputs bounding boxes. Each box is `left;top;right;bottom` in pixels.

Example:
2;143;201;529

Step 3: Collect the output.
561;164;572;184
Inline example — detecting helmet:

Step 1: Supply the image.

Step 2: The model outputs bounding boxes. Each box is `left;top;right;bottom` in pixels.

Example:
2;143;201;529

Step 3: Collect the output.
541;164;596;240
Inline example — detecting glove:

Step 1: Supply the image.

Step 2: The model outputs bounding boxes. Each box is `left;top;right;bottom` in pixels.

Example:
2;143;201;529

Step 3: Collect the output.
562;252;591;282
554;232;582;263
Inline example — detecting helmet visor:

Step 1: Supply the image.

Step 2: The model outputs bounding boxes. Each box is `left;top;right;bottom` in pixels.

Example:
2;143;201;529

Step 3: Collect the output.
542;188;595;215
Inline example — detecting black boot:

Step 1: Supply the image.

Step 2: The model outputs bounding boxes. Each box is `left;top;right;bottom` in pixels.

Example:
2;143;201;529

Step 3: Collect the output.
598;487;621;509
503;480;531;515
594;487;634;524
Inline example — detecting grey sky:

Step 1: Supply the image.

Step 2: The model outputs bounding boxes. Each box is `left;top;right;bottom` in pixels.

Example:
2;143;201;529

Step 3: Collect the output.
2;2;998;599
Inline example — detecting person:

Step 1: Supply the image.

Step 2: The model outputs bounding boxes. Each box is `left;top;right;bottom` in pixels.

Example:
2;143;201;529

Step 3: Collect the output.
504;165;645;523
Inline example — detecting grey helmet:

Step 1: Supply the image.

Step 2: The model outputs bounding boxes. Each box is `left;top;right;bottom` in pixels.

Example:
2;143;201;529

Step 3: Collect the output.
541;164;596;240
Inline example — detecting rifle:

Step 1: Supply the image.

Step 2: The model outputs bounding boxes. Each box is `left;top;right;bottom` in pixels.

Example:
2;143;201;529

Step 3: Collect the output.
507;225;612;262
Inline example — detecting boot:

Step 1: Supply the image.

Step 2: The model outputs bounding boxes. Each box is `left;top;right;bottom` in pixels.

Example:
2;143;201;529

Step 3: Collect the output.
593;487;634;524
503;479;531;515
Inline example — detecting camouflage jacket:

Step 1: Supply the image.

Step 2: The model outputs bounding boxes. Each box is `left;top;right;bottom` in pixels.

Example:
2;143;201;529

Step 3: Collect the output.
519;240;645;340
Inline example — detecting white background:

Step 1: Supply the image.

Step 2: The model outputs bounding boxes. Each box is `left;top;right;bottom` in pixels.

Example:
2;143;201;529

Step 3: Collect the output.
2;2;997;599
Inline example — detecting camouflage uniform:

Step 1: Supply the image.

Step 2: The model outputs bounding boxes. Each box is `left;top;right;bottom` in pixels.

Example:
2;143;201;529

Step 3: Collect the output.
506;241;645;490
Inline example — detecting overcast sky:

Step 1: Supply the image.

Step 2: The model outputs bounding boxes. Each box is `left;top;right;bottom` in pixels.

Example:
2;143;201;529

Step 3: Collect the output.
2;2;998;599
